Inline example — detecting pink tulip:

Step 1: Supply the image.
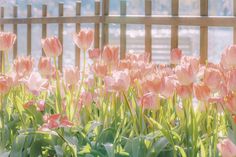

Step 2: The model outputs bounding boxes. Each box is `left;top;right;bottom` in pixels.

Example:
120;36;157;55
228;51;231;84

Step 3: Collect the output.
64;67;80;85
73;29;94;51
227;69;236;92
40;114;73;130
92;63;108;77
175;63;194;86
126;52;150;63
141;92;159;110
193;83;210;101
170;48;182;64
141;74;162;94
225;94;236;114
13;56;34;78
217;138;236;157
24;72;49;96
176;83;192;99
88;48;100;60
104;70;130;92
0;32;16;51
181;56;199;74
160;76;176;98
203;67;222;92
37;100;45;112
38;57;55;78
0;75;12;94
41;36;62;57
221;45;236;69
102;45;119;64
80;91;93;105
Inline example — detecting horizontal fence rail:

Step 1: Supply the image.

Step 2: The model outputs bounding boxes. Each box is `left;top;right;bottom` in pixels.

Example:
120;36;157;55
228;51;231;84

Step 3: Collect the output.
0;0;236;71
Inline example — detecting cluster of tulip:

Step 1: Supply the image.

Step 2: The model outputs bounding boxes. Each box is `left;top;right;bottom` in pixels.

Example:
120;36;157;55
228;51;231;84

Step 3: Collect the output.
1;29;236;157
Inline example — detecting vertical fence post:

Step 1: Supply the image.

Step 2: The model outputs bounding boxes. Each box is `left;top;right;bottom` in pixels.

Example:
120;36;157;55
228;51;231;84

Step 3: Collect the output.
13;6;18;59
101;0;109;50
145;0;152;61
171;0;179;50
75;1;81;67
94;0;100;49
200;0;208;64
0;7;4;73
120;0;126;59
27;4;32;56
58;3;64;71
42;4;47;56
233;0;236;44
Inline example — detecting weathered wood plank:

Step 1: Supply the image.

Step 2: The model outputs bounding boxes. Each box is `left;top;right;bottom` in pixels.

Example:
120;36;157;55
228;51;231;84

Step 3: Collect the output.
101;0;109;49
200;0;208;64
171;0;179;50
13;6;18;59
42;4;47;56
75;1;81;67
94;0;100;49
58;3;63;71
120;0;126;59
27;4;32;56
145;0;152;61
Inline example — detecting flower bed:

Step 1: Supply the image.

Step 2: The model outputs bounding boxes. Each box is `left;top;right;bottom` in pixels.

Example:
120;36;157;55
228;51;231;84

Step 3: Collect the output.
0;30;236;157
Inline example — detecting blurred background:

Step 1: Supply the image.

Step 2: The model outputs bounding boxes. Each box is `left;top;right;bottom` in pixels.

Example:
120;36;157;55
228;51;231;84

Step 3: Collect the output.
0;0;233;66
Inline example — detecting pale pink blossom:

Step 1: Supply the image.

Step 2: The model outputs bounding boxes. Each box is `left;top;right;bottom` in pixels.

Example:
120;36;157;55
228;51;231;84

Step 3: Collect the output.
0;32;16;51
41;36;62;57
13;56;34;78
73;29;94;51
170;48;182;64
217;138;236;157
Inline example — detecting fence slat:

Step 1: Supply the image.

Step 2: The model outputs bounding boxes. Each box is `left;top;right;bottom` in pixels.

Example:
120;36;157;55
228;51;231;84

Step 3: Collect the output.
234;0;236;44
145;0;152;61
171;0;179;50
58;3;64;71
27;4;32;56
75;1;81;67
200;0;208;64
120;0;126;59
0;7;4;73
42;4;47;56
13;6;17;59
94;1;100;49
101;0;109;49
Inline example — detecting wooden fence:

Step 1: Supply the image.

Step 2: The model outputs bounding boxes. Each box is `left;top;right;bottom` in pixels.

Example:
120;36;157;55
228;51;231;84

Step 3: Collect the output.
0;0;236;71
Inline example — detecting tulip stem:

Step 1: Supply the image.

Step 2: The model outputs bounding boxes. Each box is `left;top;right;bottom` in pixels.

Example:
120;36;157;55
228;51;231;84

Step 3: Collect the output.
53;57;62;113
73;50;86;120
1;52;4;74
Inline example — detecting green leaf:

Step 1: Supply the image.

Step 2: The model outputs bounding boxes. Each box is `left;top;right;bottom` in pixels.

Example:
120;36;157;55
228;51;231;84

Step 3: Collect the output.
30;140;43;157
104;143;115;157
54;145;64;157
175;146;187;157
147;137;169;157
10;134;26;157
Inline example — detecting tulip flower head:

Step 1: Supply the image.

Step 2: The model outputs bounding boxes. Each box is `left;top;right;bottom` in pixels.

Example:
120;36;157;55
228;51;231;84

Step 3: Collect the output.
41;36;62;57
73;29;94;51
0;32;16;51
